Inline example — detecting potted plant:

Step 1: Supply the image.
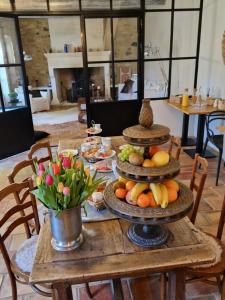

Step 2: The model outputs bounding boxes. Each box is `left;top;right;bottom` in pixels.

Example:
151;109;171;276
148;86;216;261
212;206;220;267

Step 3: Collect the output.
33;156;103;251
8;91;19;105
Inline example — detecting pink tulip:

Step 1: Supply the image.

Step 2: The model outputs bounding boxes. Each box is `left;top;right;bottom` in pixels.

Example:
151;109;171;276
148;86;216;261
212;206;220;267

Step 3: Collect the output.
45;174;54;186
38;169;44;176
38;163;45;171
62;157;71;169
63;187;70;196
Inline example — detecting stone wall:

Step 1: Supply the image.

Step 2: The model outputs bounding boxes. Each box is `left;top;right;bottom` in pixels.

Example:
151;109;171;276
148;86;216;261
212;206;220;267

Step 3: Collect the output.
19;18;50;87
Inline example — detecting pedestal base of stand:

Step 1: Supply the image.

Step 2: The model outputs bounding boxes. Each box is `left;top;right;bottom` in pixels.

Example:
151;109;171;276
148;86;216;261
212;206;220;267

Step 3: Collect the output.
127;224;169;248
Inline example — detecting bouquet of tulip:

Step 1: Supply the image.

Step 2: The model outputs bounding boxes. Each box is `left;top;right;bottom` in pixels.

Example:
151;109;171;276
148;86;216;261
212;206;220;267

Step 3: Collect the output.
34;156;104;214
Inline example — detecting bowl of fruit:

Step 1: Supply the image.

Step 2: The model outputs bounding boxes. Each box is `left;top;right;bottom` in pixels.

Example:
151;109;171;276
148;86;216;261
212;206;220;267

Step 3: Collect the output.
104;177;193;222
117;144;180;181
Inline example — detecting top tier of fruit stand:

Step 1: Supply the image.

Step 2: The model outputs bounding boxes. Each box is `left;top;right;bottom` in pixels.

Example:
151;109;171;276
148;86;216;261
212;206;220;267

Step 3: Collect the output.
116;121;180;182
122;124;171;147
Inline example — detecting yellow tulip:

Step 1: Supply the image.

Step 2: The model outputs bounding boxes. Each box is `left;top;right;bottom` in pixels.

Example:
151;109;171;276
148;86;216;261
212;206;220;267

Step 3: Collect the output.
36;176;42;186
57;182;64;193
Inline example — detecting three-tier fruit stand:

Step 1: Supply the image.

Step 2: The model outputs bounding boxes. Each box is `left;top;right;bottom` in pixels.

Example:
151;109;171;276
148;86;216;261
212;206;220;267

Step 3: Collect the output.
104;101;194;248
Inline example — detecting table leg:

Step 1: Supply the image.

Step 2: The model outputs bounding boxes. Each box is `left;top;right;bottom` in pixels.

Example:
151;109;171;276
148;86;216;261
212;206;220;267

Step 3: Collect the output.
52;282;73;300
181;114;196;146
168;269;185;300
184;114;216;159
112;279;124;300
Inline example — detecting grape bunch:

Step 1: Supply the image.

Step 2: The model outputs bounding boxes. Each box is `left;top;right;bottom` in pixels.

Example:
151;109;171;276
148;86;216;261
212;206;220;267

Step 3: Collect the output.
118;144;144;162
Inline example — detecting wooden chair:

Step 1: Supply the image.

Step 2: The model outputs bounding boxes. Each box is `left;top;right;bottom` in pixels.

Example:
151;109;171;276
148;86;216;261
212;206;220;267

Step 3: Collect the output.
168;135;182;161
28;141;53;170
8;160;94;299
185;194;225;299
8;159;38;235
0;181;52;299
160;154;208;299
189;154;208;224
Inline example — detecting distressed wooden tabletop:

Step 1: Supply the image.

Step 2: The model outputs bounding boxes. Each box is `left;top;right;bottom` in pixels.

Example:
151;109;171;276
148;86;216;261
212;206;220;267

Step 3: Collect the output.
30;217;216;285
167;101;217;115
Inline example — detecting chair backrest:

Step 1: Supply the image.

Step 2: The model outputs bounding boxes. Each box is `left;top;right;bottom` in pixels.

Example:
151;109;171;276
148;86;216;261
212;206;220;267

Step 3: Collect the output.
217;195;225;240
205;110;225;139
8;159;36;184
168;135;182;161
0;181;40;299
8;159;37;238
189;154;208;224
28;141;52;168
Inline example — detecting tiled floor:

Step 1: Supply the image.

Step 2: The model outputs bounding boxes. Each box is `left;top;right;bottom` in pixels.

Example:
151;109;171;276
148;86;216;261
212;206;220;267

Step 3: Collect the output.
0;125;225;299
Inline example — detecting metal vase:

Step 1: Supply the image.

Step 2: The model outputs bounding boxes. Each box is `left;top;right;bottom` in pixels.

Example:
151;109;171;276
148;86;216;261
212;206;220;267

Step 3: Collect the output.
49;206;83;252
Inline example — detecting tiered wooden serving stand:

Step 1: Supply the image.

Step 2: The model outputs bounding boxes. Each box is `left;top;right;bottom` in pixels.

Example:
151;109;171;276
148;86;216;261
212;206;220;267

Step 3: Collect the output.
104;123;194;248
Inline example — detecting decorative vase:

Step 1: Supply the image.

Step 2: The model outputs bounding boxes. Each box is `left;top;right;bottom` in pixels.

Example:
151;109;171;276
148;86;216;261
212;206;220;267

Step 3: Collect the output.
139;99;153;128
49;206;83;252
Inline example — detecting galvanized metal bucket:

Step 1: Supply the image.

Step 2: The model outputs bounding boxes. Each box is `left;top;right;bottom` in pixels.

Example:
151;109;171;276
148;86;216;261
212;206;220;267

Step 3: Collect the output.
49;206;83;252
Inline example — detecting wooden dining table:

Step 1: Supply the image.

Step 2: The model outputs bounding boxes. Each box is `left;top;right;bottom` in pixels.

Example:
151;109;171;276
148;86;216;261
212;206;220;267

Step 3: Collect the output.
30;137;218;300
167;101;217;158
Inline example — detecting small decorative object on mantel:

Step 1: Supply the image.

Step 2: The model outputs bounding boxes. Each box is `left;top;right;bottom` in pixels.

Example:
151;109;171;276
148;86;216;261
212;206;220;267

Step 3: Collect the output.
33;157;103;251
222;30;225;64
139;99;154;128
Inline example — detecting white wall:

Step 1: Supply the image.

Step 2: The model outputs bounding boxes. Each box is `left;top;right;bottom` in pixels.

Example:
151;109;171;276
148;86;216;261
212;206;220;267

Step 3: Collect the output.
48;17;104;53
48;16;81;52
195;0;225;156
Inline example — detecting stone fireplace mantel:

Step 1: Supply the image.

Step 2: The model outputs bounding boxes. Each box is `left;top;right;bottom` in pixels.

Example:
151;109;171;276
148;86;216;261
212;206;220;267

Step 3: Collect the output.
45;51;111;104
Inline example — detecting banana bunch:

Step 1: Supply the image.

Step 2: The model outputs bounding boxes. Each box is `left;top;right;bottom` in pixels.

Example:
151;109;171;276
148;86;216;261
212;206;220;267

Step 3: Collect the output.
130;183;149;202
150;183;168;208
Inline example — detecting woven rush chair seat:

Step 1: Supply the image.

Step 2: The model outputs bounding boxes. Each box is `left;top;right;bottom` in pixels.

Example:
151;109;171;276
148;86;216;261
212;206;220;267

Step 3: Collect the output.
10;235;52;294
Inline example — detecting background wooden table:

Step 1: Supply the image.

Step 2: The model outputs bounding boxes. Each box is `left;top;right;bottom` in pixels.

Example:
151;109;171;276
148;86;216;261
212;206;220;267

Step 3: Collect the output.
30;217;217;300
167;102;217;158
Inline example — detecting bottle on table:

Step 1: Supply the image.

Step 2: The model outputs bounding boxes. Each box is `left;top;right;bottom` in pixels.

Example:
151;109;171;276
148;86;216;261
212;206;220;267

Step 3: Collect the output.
182;88;189;107
192;88;197;104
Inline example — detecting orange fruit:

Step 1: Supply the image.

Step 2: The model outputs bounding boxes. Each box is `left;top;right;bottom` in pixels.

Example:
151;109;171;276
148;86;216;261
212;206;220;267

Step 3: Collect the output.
164;180;179;192
142;159;155;168
115;188;127;199
149;146;161;157
167;188;178;203
126;181;136;191
146;191;158;207
137;193;151;208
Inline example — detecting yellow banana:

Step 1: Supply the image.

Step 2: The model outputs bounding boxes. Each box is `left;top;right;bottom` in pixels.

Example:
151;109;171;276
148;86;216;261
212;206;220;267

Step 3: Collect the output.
159;184;169;209
150;183;162;205
130;183;149;202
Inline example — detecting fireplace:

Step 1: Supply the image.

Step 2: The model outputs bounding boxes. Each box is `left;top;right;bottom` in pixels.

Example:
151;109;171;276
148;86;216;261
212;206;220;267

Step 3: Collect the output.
45;52;111;104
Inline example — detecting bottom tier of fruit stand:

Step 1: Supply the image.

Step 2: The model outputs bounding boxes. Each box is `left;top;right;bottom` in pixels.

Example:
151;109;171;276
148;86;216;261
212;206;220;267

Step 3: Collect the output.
104;181;194;248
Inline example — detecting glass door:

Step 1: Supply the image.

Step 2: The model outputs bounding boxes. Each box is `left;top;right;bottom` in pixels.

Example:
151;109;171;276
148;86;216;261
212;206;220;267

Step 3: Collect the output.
82;12;143;136
0;16;34;158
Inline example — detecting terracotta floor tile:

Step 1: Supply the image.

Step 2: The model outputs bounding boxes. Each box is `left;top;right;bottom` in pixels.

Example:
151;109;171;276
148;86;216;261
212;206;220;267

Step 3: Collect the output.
9;233;27;252
0;275;32;298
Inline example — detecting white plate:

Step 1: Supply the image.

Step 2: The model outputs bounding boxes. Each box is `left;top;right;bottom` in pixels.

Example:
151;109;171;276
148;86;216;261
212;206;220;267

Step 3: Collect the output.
58;149;78;157
95;150;116;160
85;127;102;135
93;160;113;173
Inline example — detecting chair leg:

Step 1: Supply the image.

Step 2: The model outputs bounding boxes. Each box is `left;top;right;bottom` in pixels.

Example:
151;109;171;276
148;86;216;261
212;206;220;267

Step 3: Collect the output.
216;150;223;186
160;273;167;300
202;137;208;157
85;283;93;299
220;274;225;300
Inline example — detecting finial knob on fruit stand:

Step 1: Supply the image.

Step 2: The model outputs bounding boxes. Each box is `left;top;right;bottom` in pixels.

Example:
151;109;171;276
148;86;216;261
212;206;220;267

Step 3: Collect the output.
139;99;153;129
